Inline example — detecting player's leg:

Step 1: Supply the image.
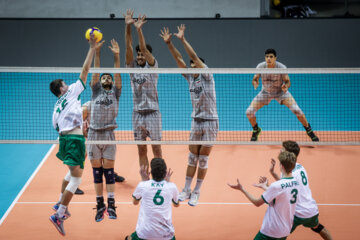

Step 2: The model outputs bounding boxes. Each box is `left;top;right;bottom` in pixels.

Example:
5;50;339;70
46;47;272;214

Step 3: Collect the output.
133;111;150;170
103;158;117;219
281;94;319;141
90;158;107;222
149;110;163;159
246;92;269;141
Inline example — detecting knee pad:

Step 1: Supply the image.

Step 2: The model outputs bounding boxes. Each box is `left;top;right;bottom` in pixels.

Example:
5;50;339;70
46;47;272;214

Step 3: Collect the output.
246;106;256;118
289;104;304;117
198;155;209;169
311;224;324;233
104;168;115;184
93;167;103;183
64;170;71;182
188;152;198;167
65;177;82;194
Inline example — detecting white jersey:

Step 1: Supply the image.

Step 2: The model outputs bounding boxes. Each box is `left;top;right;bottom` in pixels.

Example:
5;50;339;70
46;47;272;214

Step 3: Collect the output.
292;163;319;218
256;61;287;95
52;79;85;133
132;180;179;240
260;177;299;238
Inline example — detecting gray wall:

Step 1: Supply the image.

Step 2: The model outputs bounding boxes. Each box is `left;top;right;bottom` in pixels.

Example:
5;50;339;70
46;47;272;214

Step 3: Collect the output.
0;19;359;67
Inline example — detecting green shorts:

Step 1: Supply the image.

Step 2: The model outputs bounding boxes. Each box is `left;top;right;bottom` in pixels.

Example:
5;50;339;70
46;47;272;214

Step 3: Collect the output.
291;214;319;233
130;231;176;240
254;231;287;240
56;134;85;169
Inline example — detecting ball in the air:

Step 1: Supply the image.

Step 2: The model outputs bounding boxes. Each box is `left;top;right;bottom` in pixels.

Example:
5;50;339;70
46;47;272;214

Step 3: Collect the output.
85;27;103;42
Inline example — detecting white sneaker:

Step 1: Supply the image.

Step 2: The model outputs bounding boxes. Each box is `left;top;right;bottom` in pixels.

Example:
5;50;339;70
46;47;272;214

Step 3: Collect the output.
188;191;200;206
178;189;191;201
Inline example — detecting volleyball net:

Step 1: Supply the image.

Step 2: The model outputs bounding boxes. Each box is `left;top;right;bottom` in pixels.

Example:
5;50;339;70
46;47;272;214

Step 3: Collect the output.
0;67;359;145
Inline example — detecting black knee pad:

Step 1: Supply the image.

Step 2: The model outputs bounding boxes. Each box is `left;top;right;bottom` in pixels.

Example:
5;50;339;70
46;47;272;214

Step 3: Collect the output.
104;168;115;184
311;224;324;233
93;167;103;183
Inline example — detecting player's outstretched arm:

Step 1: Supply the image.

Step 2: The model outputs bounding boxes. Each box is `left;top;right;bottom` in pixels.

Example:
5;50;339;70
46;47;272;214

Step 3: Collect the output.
175;24;205;69
90;40;105;88
269;158;280;181
160;27;186;69
109;39;122;90
228;179;265;207
124;9;135;65
80;34;97;85
134;14;155;66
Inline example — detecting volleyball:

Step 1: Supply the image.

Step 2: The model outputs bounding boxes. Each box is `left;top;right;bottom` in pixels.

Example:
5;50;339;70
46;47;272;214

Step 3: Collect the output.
85;27;103;42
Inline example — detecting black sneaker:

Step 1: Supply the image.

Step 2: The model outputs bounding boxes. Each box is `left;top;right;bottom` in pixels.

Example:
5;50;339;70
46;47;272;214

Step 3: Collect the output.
306;129;319;142
251;128;262;141
94;203;106;222
107;198;117;219
75;188;84;195
114;173;125;183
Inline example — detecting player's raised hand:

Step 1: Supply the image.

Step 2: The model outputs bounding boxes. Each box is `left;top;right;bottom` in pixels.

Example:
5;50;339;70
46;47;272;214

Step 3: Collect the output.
174;24;186;40
139;165;150;181
95;40;105;52
270;158;276;173
160;27;172;44
109;39;120;54
88;33;97;48
165;168;173;182
281;83;288;92
123;9;135;25
134;14;147;29
227;178;245;192
253;176;268;190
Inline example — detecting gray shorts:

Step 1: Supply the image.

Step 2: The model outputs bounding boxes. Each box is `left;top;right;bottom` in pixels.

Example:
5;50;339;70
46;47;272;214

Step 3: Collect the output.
253;90;293;105
87;128;116;160
132;110;162;141
190;118;219;146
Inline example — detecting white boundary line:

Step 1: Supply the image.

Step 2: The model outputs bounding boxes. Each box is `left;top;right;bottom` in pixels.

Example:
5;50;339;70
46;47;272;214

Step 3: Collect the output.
15;201;360;206
0;144;56;226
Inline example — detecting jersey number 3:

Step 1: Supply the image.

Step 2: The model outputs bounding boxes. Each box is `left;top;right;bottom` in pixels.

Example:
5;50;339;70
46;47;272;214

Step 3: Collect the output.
153;190;164;205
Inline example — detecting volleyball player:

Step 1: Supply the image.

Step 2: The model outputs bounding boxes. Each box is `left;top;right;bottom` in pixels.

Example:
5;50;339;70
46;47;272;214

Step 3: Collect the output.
126;158;179;240
269;141;333;240
246;49;319;142
228;151;299;239
87;39;122;222
49;34;97;236
124;9;162;172
160;25;218;206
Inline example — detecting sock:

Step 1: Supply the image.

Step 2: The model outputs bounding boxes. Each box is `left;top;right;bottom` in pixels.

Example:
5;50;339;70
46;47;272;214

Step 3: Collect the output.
193;179;204;193
107;192;115;199
57;204;67;218
58;193;63;202
305;124;312;131
253;123;259;131
96;196;104;206
184;176;193;190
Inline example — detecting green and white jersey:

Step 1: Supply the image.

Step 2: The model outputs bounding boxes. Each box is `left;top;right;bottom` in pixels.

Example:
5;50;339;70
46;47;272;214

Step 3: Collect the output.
52;79;86;133
260;177;299;238
292;163;319;218
132;180;179;240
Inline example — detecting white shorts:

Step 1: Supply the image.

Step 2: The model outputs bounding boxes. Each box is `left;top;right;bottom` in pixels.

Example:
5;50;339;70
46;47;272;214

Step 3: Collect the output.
253;90;293;105
132;111;162;141
87;129;116;160
190;118;219;147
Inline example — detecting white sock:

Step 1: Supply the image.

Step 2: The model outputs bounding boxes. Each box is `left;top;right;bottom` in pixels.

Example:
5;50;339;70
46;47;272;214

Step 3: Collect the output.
58;193;63;202
193;179;204;193
184;176;193;190
108;192;115;199
57;204;67;218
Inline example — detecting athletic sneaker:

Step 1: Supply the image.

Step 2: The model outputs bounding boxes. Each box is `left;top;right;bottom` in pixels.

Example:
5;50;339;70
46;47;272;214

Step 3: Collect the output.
49;213;66;236
306;129;319;142
107;198;117;219
94;204;107;222
114;173;125;183
75;188;84;195
188;191;200;207
52;202;71;220
178;189;191;201
251;128;262;141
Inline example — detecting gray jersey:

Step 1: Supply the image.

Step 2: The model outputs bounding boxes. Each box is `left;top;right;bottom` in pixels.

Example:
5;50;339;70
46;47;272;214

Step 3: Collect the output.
89;81;121;130
257;61;287;95
183;66;218;120
126;59;159;112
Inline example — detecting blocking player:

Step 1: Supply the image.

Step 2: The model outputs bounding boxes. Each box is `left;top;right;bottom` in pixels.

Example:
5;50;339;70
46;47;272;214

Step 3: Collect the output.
160;25;219;206
246;48;319;142
49;34;97;235
269;140;333;240
228;151;299;239
124;9;162;172
87;39;122;222
126;158;179;240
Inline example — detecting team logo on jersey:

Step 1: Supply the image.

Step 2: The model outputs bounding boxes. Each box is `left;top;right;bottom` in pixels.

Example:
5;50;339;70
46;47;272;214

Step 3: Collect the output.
190;86;203;95
95;97;113;106
133;78;146;85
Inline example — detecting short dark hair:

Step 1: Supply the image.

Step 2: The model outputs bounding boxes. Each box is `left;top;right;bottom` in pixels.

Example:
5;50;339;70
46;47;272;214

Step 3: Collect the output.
190;57;205;65
265;48;277;57
136;44;152;53
150;158;167;182
282;140;300;157
278;151;296;174
100;73;113;81
50;79;64;97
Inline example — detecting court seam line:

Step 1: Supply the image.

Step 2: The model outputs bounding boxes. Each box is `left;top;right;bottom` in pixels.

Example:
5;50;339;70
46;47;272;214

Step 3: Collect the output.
0;144;56;226
15;202;360;206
